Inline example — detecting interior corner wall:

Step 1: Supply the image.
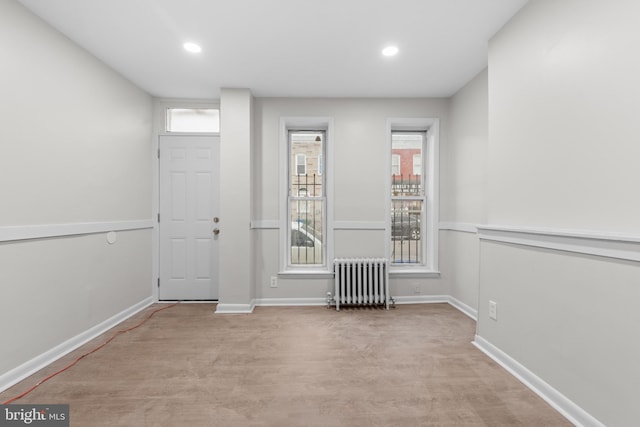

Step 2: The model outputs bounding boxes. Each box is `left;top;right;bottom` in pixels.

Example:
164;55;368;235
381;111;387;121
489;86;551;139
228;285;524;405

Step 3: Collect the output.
444;68;488;313
0;0;153;384
481;1;640;425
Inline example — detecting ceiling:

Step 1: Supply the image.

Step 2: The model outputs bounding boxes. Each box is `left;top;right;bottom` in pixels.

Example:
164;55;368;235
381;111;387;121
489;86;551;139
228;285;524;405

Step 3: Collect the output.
17;0;528;100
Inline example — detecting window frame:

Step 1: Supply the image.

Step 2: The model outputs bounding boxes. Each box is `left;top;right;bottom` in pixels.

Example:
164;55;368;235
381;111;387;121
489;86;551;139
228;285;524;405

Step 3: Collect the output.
386;118;439;275
156;100;220;136
279;117;334;276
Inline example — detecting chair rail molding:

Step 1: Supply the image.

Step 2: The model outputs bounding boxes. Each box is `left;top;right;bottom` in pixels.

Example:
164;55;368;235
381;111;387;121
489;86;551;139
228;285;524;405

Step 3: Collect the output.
478;224;640;262
0;219;154;243
439;222;478;234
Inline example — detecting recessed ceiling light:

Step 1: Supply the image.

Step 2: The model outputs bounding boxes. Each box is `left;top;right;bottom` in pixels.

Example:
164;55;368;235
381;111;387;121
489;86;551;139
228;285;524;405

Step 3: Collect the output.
183;42;202;54
382;45;399;57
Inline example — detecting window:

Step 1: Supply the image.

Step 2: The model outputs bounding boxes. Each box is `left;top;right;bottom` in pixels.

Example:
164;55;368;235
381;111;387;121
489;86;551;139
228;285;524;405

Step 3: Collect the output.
392;154;401;176
413;154;422;176
166;108;220;132
391;132;424;264
288;131;325;267
388;118;439;272
296;154;307;175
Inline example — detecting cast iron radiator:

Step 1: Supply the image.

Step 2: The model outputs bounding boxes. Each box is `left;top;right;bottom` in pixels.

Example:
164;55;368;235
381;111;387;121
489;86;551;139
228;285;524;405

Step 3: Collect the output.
332;258;390;310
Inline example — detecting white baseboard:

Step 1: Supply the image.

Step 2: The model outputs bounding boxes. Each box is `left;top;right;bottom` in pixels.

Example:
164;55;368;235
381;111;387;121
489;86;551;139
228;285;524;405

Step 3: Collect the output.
393;295;478;321
447;296;478;321
392;295;449;304
254;298;327;307
0;296;154;393
473;335;606;427
253;296;477;319
214;302;256;314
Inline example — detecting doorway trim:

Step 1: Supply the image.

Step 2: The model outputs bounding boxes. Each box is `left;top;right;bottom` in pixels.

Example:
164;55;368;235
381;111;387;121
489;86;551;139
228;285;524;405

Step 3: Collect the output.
151;99;220;302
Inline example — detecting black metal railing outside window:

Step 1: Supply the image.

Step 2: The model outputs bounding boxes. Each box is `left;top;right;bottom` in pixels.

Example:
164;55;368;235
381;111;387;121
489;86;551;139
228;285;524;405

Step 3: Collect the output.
390;130;426;265
289;130;325;266
291;174;323;265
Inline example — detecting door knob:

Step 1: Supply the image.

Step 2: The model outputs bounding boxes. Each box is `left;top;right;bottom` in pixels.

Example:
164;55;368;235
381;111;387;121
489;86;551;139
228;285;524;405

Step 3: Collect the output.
213;217;220;223
213;228;220;235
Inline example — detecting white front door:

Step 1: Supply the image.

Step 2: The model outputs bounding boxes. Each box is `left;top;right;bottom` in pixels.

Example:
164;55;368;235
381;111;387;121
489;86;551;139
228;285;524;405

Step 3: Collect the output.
159;135;220;300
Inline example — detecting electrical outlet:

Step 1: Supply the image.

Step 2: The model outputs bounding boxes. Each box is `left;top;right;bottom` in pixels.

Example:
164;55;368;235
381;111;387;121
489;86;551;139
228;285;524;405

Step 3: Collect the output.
270;276;278;288
414;285;421;294
489;300;497;320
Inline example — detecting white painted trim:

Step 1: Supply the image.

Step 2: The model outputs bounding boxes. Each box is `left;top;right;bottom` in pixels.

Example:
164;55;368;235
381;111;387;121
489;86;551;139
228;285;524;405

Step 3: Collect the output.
254;298;327;307
473;335;606;427
447;296;477;321
279;117;335;273
478;225;640;262
385;118;440;272
251;220;280;229
0;297;154;393
428;121;440;273
251;296;478;321
479;224;640;243
0;219;154;243
152;128;160;302
439;222;478;234
155;300;216;304
214;302;256;314
155;99;220;134
392;295;449;305
333;221;386;230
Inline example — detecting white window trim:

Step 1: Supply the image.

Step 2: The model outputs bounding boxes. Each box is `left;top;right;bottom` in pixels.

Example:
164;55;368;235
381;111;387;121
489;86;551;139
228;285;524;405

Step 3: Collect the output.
279;117;334;275
386;118;439;275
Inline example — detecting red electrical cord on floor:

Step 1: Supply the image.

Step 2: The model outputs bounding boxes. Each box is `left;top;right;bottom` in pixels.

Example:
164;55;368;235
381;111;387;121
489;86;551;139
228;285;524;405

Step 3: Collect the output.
2;302;180;405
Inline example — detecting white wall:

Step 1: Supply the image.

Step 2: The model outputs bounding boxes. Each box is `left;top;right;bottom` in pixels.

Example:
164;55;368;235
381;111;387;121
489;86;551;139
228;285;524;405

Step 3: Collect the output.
480;1;640;425
251;98;450;300
444;68;488;314
487;0;640;232
0;0;153;385
217;89;254;310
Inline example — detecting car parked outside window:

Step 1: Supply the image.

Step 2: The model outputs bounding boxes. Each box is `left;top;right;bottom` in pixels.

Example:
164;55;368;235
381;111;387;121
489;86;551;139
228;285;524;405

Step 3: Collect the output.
391;212;421;240
290;222;323;265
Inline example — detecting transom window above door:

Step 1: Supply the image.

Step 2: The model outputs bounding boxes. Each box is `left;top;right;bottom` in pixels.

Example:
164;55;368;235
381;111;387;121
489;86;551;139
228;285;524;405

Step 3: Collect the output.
165;108;220;133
